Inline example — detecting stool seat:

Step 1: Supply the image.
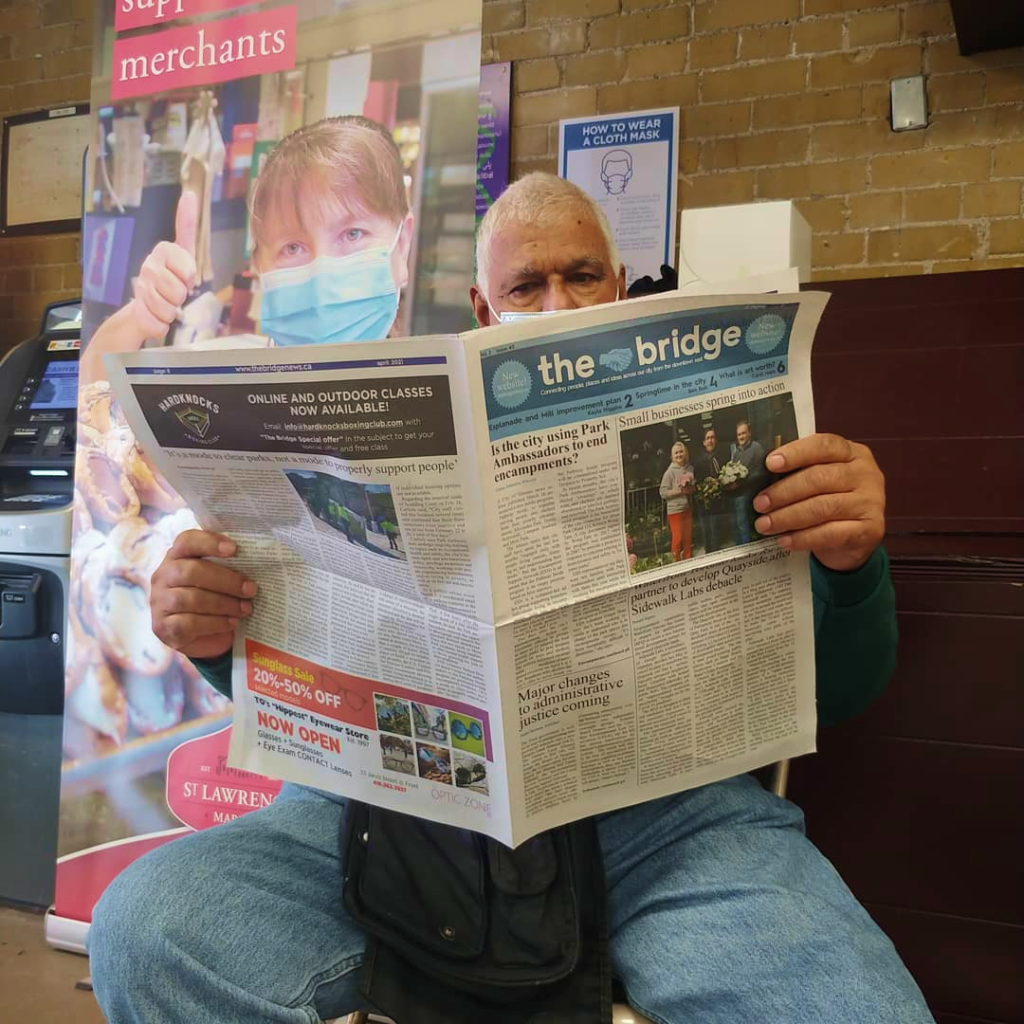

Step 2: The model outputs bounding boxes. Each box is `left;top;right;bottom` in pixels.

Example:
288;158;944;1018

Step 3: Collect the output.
614;1006;655;1023
341;1004;655;1023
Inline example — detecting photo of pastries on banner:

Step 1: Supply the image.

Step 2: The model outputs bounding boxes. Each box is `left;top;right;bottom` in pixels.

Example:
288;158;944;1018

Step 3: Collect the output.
63;0;481;851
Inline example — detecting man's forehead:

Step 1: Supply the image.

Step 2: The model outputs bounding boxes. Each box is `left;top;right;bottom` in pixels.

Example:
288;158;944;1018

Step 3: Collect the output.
490;210;609;271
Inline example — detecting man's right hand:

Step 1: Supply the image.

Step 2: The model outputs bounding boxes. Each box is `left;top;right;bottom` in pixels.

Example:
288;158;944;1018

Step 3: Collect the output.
131;190;198;340
150;529;256;660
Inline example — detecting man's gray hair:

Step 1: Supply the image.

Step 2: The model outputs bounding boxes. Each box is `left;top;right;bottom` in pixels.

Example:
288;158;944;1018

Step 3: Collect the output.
475;172;622;298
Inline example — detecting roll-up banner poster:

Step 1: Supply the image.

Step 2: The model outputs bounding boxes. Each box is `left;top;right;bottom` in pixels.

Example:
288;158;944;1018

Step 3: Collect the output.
50;0;484;951
476;61;511;225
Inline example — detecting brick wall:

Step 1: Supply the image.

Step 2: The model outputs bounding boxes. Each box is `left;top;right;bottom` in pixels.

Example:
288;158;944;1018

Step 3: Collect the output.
0;0;92;355
484;0;1024;281
0;1;1021;357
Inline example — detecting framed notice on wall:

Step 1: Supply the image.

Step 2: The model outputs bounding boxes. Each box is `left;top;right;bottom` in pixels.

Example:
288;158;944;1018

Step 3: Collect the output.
1;104;90;236
558;106;679;288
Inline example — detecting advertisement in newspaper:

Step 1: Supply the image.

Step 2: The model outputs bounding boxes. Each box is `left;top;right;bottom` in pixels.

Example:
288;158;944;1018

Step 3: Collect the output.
106;291;828;846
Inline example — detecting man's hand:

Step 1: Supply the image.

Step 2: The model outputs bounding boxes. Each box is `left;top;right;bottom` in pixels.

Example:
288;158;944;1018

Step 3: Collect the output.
131;190;198;340
752;433;885;572
150;529;256;659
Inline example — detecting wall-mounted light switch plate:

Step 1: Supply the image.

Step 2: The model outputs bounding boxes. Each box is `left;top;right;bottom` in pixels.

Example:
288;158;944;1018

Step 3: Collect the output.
891;76;928;131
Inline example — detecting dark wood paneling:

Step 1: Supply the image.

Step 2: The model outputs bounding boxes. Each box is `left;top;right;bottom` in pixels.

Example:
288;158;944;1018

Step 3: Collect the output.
838;610;1024;748
814;345;1024;439
799;270;1024;1024
892;572;1024;615
875;440;1023;529
867;905;1024;1024
811;296;1024;356
871;438;1024;531
788;735;1024;926
935;1015;1014;1024
887;536;1024;560
812;268;1024;320
950;0;1024;55
809;270;1024;541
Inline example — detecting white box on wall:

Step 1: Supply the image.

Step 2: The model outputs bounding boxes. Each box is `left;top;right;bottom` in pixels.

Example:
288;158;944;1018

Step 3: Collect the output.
678;201;812;284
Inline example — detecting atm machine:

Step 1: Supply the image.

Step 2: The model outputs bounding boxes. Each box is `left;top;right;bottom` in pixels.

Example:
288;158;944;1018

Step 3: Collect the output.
0;299;81;907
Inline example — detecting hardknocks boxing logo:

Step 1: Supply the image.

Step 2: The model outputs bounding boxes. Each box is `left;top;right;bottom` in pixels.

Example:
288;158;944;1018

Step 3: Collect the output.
175;405;211;439
157;392;221;445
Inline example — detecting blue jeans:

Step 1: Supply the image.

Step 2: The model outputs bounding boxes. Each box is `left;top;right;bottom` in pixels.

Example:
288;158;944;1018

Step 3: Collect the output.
733;493;753;545
697;502;724;553
90;776;933;1024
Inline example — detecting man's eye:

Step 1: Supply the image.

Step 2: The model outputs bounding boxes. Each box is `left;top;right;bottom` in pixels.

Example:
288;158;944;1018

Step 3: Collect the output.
571;273;600;285
509;282;538;296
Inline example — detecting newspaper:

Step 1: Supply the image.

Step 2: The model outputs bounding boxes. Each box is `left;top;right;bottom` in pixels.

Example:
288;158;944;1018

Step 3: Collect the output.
105;291;827;847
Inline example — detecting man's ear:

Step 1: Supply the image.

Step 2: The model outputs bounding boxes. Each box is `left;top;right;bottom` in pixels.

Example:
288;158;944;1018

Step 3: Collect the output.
470;284;493;326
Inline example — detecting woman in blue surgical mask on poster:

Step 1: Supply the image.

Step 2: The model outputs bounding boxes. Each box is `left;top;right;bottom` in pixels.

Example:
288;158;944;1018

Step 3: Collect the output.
79;115;414;387
250;116;413;347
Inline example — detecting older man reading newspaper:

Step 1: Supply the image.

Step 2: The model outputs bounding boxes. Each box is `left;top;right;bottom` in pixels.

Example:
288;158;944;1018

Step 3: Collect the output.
90;174;933;1024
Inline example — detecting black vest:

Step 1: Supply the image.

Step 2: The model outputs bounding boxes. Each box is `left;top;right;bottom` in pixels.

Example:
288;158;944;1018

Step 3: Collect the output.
342;803;612;1024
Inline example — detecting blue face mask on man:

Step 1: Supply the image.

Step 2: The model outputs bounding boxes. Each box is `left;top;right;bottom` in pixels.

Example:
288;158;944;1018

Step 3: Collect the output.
259;223;403;347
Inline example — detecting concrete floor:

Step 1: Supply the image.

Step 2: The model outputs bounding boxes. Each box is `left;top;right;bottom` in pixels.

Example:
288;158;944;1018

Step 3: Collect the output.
0;904;105;1023
0;905;644;1023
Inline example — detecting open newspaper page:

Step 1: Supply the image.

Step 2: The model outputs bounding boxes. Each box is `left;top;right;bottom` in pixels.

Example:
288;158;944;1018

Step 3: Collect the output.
106;338;516;843
464;292;827;843
107;292;829;848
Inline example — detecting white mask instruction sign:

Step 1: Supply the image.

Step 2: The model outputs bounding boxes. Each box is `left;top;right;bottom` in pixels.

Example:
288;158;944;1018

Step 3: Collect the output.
557;106;679;289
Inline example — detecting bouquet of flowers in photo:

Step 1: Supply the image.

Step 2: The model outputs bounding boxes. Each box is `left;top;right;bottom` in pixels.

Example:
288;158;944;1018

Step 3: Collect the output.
718;460;749;488
694;474;722;509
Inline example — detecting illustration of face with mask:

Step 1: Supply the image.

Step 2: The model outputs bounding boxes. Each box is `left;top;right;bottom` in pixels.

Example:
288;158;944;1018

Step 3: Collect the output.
250;116;414;347
600;149;633;196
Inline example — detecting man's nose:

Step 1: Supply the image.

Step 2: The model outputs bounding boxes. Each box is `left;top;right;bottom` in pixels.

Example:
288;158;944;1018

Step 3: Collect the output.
542;279;576;311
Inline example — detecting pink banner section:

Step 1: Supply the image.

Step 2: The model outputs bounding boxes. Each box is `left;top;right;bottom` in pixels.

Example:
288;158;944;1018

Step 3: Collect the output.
115;0;254;33
166;725;282;830
54;831;188;925
53;726;281;924
112;4;297;100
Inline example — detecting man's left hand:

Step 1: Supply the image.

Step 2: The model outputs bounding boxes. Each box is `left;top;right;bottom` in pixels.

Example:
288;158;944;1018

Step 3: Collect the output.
752;433;885;572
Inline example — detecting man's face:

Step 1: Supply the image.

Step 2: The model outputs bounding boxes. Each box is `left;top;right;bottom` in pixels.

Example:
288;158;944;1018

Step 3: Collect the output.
471;208;625;326
736;423;751;448
703;430;716;452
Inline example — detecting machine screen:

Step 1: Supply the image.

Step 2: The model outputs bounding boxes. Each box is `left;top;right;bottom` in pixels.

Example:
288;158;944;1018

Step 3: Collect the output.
44;302;83;333
29;361;78;410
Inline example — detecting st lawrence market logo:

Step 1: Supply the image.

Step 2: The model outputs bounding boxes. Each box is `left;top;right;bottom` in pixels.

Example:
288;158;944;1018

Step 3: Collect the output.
157;392;221;445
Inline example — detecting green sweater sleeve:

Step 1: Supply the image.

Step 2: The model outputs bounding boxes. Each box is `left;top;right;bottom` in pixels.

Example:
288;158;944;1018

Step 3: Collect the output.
192;549;897;728
192;652;233;700
811;546;897;727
